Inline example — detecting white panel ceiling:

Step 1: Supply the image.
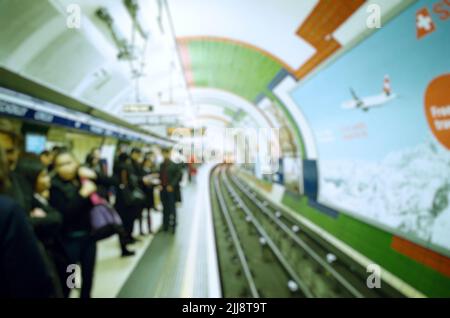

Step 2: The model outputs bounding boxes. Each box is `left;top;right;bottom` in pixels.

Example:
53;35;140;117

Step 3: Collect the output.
167;0;318;69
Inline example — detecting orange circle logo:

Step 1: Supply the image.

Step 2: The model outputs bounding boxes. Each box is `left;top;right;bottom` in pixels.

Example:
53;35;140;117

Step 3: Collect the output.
424;74;450;150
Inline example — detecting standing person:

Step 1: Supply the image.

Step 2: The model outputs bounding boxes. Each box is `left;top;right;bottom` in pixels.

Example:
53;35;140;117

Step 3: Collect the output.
85;148;112;200
174;150;185;205
158;148;182;233
50;150;98;298
114;153;143;243
39;150;54;169
0;195;57;298
16;155;67;297
141;153;158;235
0;146;56;298
85;148;135;257
129;148;147;233
0;146;10;194
47;146;66;172
0;120;32;212
187;154;197;183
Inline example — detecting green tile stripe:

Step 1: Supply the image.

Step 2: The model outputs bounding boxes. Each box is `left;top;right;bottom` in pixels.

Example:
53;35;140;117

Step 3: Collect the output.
282;193;450;297
185;39;306;158
187;40;282;102
223;107;235;118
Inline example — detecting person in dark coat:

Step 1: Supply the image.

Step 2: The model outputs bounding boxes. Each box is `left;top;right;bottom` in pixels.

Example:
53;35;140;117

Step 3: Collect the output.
129;148;147;234
158;148;182;233
173;150;185;204
0;195;57;298
114;153;143;243
0;146;55;298
49;150;97;298
85;148;135;257
174;164;183;205
85;148;111;199
141;153;158;234
0;122;32;212
16;155;67;297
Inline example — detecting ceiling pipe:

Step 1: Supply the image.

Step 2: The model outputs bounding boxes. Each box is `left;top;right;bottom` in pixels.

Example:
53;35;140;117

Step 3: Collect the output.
123;0;149;40
95;7;135;60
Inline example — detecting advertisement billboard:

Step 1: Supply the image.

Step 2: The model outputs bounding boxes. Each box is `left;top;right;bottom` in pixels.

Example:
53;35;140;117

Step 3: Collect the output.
290;0;450;254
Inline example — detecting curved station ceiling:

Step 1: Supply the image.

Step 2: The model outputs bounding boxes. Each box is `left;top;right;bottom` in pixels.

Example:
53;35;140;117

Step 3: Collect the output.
0;0;409;155
1;1;450;296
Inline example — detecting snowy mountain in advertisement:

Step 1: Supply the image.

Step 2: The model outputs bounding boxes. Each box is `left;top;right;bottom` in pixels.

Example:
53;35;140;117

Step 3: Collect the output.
319;138;450;251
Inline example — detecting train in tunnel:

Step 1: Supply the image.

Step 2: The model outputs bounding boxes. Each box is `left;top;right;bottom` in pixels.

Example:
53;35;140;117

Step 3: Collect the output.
0;0;449;303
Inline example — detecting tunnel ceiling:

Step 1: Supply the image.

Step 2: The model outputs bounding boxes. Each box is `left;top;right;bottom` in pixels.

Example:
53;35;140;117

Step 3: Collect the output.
179;39;283;102
0;0;409;140
168;0;408;144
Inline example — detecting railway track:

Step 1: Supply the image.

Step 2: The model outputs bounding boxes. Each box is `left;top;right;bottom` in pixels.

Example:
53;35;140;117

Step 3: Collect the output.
210;164;404;298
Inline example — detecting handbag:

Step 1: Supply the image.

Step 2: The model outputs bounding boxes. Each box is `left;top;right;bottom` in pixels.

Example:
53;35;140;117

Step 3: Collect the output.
89;203;123;241
82;180;123;241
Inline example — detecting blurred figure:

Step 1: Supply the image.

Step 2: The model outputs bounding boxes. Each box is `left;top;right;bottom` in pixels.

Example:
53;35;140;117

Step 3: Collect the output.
0;146;55;298
187;154;197;183
47;146;67;172
50;150;97;298
85;148;111;200
0;120;20;171
174;150;185;205
85;148;135;257
158;148;182;233
141;153;158;235
129;148;147;234
17;154;67;297
0;120;32;212
0;146;10;192
114;152;144;243
85;148;108;177
39;150;54;169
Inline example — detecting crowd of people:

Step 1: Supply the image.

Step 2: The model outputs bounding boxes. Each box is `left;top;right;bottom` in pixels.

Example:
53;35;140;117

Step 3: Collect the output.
0;120;190;298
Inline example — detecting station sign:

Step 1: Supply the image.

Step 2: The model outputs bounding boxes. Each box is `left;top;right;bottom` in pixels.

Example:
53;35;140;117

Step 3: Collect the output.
122;103;154;113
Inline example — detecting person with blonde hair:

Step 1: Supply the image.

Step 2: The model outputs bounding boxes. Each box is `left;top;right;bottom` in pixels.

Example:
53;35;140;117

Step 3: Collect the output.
50;150;98;298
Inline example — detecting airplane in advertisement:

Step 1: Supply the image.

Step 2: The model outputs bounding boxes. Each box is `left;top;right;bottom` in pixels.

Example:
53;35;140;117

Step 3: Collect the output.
342;75;398;111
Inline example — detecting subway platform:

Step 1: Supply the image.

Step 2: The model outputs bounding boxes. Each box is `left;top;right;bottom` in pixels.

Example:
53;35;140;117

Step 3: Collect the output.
85;164;221;298
0;0;449;300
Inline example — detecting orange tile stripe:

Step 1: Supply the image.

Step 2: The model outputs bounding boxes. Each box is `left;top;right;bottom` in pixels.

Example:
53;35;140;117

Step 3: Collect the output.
177;1;365;89
391;236;450;278
294;0;365;79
